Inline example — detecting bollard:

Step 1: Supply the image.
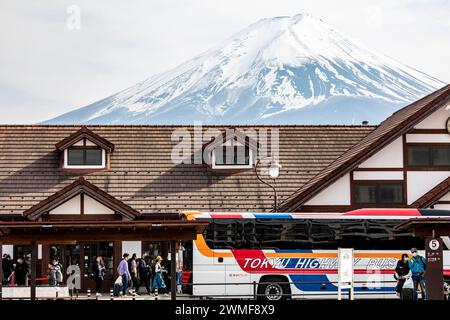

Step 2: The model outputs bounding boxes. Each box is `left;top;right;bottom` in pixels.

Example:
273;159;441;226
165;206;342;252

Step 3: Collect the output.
132;290;136;300
76;289;79;299
55;291;58;300
154;288;158;300
87;288;91;300
110;288;114;300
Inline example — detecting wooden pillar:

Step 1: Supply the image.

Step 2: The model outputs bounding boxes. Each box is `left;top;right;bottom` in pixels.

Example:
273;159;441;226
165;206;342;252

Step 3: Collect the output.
170;241;177;300
0;243;3;300
30;241;38;300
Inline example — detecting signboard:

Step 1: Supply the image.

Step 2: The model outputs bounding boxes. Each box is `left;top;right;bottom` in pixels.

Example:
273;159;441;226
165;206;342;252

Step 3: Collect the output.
425;237;444;300
338;248;354;283
337;248;354;300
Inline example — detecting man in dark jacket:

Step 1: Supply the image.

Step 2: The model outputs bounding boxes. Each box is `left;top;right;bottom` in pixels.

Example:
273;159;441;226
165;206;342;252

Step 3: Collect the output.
14;257;29;286
2;254;13;285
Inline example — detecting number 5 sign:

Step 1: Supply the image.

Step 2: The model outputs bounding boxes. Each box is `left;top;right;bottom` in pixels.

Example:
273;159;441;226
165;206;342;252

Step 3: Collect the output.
425;237;444;300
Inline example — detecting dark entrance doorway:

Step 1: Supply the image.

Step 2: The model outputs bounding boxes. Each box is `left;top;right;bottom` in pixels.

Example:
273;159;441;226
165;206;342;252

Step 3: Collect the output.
43;242;117;292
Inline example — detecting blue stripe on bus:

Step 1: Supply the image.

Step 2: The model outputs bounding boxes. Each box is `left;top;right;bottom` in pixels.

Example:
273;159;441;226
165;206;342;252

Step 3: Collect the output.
289;275;396;292
253;213;293;219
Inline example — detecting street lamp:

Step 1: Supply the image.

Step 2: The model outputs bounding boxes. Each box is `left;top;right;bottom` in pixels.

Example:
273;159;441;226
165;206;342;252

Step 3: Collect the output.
255;155;282;212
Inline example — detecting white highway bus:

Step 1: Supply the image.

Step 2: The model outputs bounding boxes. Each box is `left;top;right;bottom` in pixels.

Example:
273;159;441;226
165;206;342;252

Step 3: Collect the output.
181;209;450;300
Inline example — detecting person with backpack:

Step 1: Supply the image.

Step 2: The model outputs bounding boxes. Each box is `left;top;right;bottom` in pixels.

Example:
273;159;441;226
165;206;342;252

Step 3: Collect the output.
408;247;426;300
129;253;140;293
394;253;411;298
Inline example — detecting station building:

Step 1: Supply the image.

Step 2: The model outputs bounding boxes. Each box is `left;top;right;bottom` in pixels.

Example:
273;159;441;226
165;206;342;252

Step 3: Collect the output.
0;84;449;293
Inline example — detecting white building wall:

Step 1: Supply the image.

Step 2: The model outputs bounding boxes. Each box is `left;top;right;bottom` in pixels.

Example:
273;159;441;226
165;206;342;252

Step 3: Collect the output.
414;105;450;129
353;171;403;180
49;195;80;215
407;172;450;205
439;191;450;201
304;173;351;205
2;245;13;256
433;204;450;210
84;195;114;214
406;134;450;143
358;137;403;168
122;241;142;258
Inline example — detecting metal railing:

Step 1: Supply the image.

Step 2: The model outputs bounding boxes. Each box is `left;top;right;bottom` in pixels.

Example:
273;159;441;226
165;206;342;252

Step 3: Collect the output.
181;280;401;299
1;279;432;300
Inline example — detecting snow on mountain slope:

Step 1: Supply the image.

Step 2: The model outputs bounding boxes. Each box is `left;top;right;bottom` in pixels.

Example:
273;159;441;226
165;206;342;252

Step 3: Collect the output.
43;13;446;125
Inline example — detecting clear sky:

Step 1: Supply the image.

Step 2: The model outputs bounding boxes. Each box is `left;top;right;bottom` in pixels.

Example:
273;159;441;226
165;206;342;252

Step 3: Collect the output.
0;0;449;123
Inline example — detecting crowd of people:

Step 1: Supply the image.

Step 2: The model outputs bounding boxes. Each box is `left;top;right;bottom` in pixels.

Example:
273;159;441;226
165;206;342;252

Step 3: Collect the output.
0;247;432;300
116;252;178;297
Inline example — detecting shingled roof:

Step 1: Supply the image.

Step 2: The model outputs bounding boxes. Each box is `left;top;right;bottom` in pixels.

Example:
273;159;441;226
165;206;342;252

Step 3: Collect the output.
0;125;373;215
279;84;450;212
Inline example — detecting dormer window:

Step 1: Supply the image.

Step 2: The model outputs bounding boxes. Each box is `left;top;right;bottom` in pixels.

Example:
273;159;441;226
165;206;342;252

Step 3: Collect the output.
212;144;253;169
204;128;257;171
65;147;105;168
55;126;114;171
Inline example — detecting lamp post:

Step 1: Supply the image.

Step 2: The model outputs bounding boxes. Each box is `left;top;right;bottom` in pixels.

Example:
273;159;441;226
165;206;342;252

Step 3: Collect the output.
255;155;281;212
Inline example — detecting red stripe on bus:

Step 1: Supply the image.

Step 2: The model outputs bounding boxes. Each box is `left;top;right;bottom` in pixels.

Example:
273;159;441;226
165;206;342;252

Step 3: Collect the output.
344;209;421;216
209;213;243;219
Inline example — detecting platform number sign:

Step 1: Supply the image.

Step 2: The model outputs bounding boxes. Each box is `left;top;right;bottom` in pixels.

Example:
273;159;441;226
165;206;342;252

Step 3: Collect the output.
425;237;444;300
429;239;440;250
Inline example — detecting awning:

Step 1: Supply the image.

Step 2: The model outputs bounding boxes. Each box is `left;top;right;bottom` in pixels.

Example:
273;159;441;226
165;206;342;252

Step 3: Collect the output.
395;217;450;237
0;219;208;244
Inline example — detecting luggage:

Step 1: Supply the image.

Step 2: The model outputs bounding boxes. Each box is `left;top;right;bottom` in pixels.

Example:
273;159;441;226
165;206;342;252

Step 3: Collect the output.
401;276;414;300
401;288;414;300
113;276;123;296
113;283;122;296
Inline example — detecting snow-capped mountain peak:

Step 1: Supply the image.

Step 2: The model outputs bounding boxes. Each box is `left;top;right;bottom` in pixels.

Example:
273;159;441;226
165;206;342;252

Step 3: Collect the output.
44;14;445;125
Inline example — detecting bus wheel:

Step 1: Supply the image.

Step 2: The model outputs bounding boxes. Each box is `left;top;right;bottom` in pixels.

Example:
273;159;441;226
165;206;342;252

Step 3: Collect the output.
258;277;291;300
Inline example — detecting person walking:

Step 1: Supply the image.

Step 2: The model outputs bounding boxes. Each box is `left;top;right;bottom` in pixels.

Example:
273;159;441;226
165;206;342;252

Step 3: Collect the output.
408;248;426;300
117;253;132;296
138;254;152;294
49;258;63;286
129;253;139;293
394;253;411;298
93;256;106;297
2;254;13;285
152;256;168;297
14;256;29;286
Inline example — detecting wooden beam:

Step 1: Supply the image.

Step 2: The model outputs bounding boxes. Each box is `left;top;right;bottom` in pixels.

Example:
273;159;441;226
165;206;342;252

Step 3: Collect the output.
170;240;177;301
30;241;37;300
0;229;198;243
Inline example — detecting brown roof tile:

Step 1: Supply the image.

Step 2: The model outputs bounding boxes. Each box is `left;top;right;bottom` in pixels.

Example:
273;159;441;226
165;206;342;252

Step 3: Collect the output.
0;125;374;214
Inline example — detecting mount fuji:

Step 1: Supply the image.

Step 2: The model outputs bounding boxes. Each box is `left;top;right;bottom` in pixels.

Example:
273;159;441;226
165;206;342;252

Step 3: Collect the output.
43;13;445;125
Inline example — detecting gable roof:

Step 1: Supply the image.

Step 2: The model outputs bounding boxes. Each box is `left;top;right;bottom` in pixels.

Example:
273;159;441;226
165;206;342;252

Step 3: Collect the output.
410;177;450;208
23;177;140;220
279;84;450;212
55;126;115;152
0;125;373;215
